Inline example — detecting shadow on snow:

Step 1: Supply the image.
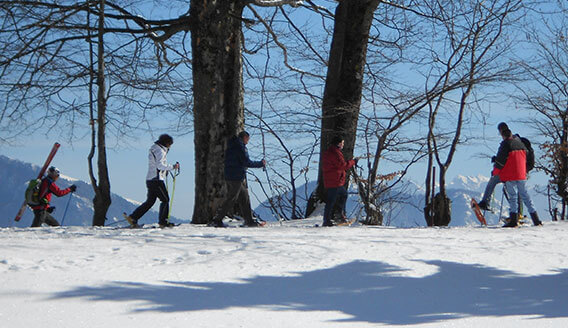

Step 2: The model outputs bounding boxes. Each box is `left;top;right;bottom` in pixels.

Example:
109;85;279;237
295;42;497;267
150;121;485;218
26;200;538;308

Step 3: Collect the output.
50;260;568;325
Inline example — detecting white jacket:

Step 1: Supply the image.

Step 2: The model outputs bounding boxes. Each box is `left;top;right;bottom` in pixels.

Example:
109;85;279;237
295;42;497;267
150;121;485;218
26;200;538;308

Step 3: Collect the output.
146;143;174;181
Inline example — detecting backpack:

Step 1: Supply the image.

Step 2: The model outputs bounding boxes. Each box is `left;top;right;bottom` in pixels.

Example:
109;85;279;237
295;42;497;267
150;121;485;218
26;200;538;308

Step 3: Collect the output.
25;178;42;206
519;136;535;171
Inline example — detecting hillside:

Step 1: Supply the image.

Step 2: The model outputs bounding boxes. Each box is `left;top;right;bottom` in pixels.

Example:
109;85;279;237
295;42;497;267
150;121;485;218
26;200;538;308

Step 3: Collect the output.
254;175;551;227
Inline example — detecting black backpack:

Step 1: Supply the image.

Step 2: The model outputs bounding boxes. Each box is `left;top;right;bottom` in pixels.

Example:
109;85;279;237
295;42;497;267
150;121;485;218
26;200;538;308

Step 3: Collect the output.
519;136;535;171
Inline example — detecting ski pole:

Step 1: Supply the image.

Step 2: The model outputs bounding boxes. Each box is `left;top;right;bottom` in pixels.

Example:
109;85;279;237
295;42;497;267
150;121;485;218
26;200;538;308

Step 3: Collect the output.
60;192;73;226
498;185;505;222
167;165;180;219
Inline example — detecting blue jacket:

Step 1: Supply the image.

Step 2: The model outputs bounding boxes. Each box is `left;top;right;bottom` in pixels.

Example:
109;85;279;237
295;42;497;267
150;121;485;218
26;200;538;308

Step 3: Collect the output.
224;136;264;181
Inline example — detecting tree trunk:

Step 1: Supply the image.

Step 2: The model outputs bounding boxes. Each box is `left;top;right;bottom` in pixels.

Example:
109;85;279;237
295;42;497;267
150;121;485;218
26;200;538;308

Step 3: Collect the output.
190;0;245;224
306;0;379;217
91;0;112;226
432;192;451;226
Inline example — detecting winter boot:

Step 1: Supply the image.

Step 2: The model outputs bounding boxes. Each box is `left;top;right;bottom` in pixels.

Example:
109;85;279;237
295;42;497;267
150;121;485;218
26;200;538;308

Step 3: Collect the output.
243;220;265;227
529;212;543;226
208;219;226;228
477;200;490;211
322;220;334;227
124;214;141;228
159;221;176;228
503;212;518;228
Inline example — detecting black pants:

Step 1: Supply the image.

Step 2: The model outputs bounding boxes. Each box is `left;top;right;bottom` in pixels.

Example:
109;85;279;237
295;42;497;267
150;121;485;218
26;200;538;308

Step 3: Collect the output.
31;209;60;227
213;180;254;224
130;179;170;224
323;186;347;225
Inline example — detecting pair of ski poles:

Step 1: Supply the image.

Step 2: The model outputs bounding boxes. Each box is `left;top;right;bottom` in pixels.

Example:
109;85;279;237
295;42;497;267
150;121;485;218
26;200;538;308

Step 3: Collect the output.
166;163;181;220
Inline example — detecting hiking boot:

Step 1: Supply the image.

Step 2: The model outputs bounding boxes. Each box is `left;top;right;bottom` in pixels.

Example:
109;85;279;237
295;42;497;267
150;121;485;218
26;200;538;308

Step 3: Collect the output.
159;222;176;228
124;214;140;228
477;200;490;211
333;216;348;224
243;220;265;227
208;219;226;228
529;212;543;226
322;221;334;227
502;213;518;228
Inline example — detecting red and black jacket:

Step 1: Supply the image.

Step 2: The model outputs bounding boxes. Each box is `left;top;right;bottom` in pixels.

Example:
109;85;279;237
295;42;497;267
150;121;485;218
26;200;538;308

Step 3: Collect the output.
31;177;73;211
492;136;527;182
322;146;355;189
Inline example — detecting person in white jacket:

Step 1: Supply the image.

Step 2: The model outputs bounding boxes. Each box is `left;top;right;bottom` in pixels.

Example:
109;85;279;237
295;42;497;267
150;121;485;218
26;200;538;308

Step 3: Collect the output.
125;134;180;228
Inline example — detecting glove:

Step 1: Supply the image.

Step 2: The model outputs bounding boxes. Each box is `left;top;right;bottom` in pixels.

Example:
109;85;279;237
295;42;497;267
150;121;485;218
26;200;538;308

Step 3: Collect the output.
47;207;56;213
174;162;180;170
491;156;496;163
69;184;77;192
354;158;359;165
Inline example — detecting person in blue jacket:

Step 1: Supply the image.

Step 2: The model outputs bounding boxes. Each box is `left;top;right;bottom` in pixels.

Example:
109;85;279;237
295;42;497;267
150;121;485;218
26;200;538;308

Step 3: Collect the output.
211;131;266;227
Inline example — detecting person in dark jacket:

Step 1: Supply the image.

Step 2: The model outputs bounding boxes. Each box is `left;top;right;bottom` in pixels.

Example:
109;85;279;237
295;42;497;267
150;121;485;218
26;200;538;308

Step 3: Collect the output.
321;135;356;227
125;134;180;228
30;166;76;227
211;131;266;227
493;128;542;227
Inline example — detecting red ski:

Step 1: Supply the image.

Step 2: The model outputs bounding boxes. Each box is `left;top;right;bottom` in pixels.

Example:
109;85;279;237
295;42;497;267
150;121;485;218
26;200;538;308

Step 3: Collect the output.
14;142;61;222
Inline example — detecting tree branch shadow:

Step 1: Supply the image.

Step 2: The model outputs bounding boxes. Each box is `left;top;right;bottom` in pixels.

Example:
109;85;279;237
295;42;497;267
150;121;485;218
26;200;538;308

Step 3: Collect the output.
50;260;568;325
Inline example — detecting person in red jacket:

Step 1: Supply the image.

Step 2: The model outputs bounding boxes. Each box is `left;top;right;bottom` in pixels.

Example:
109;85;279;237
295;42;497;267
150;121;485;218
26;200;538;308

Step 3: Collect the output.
321;135;356;227
30;166;76;227
493;128;542;227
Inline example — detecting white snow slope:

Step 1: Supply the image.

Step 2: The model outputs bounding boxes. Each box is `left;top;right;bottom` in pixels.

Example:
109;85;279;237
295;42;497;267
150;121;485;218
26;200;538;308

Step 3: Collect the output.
1;217;567;328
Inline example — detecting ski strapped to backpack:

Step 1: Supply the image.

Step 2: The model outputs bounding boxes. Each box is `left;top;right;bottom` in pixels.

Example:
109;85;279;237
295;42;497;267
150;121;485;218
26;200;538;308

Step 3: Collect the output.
14;142;61;221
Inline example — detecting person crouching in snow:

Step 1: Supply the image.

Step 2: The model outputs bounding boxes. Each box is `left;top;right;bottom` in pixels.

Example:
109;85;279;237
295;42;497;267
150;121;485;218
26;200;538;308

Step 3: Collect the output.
31;166;76;227
321;135;357;227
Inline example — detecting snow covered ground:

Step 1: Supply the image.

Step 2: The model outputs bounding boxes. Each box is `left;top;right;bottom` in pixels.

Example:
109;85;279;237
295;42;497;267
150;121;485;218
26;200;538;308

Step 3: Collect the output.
1;217;567;328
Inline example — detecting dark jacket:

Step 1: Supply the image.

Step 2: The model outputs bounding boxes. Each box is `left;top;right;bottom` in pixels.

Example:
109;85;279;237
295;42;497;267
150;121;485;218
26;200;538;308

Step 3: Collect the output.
30;177;73;210
492;136;527;182
224;136;264;181
322;146;355;189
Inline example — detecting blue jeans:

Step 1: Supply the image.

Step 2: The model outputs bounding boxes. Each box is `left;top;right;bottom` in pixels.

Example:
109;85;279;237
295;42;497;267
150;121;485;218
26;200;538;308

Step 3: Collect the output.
504;180;536;214
323;187;347;225
481;174;501;204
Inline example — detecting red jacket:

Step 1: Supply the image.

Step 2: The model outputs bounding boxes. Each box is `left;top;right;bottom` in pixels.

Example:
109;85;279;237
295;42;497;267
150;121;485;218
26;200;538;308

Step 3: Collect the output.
322;146;355;188
492;136;527;182
31;177;73;210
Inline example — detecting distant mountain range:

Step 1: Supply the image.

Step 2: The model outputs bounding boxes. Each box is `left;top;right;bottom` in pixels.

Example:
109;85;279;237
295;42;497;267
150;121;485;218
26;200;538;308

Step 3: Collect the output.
253;174;551;227
0;155;183;228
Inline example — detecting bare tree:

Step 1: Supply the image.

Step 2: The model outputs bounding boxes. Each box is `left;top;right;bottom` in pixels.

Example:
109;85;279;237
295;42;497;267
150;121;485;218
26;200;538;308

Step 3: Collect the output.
420;0;525;226
517;0;568;221
0;1;193;225
1;0;305;225
303;0;380;216
189;0;303;224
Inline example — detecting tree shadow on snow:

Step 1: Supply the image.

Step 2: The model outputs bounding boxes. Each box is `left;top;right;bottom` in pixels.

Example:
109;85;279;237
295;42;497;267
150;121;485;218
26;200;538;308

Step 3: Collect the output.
50;260;568;325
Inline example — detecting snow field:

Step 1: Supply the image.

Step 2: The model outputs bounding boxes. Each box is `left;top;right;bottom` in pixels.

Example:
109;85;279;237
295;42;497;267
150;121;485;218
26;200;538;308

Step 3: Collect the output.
1;218;567;327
